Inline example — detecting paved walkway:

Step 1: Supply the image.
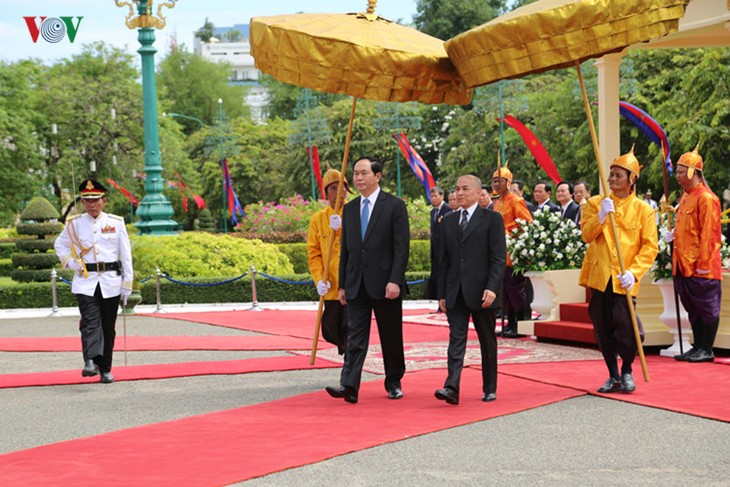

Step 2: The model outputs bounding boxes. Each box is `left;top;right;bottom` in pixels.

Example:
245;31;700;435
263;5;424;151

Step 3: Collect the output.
1;303;728;485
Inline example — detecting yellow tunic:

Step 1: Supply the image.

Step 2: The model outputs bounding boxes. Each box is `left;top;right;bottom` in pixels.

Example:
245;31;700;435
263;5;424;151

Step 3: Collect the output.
673;183;723;280
307;205;343;300
493;191;532;266
579;193;658;297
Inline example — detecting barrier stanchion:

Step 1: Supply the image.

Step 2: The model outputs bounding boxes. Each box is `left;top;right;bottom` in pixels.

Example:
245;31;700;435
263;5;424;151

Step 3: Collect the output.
154;266;163;313
249;263;262;311
49;268;61;317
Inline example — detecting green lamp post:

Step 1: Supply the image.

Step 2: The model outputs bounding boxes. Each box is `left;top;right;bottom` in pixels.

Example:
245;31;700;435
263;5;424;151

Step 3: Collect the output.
115;0;177;235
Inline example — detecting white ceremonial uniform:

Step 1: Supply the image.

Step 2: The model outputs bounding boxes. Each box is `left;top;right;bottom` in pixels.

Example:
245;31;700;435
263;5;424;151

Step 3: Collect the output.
55;212;133;297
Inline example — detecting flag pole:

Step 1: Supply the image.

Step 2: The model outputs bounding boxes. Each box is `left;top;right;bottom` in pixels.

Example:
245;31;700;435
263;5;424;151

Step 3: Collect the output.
576;63;649;382
310;97;358;365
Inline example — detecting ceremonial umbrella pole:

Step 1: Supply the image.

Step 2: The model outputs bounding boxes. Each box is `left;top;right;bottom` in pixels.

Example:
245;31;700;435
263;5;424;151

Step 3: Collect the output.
446;0;693;382
250;0;472;364
658;141;684;354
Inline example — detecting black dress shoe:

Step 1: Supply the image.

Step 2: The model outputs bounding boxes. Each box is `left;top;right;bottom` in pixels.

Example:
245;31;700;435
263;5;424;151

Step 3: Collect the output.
674;347;699;361
482;392;497;402
325;385;358;403
687;349;715;363
597;377;621;393
620;373;636;393
502;325;519;338
388;387;404;400
82;360;99;377
434;387;459;405
100;372;114;384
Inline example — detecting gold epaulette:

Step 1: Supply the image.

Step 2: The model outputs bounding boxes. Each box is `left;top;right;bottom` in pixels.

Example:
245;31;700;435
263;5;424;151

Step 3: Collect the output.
108;214;124;221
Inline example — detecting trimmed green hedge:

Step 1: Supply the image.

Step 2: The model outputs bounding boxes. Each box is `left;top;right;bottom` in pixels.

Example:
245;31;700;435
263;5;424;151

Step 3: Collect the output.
10;268;75;283
0;242;15;258
0;258;12;277
16;222;63;237
11;252;60;269
278;243;309;274
15;239;55;252
0;271;430;308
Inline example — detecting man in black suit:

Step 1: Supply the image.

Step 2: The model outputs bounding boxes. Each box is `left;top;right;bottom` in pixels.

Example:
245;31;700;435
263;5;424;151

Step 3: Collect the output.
325;157;410;404
435;175;506;405
429;186;452;310
533;181;561;213
556;181;581;224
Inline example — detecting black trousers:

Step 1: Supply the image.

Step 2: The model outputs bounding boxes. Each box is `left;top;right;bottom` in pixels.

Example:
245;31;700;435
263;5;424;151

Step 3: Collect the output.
588;280;643;378
341;284;405;392
322;300;348;355
76;284;120;373
444;289;498;394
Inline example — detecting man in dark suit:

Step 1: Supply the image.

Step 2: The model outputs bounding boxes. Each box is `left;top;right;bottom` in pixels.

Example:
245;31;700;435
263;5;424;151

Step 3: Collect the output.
533;181;561;213
556;181;581;224
435;175;506;405
429;186;452;310
325;157;410;404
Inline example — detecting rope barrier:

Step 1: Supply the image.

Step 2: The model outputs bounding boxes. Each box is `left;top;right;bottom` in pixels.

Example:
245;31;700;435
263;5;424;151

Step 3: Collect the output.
257;272;313;285
161;272;249;287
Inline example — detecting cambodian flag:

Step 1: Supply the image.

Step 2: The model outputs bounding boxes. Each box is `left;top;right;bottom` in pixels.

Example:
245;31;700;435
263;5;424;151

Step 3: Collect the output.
392;133;436;202
221;158;245;225
619;101;672;175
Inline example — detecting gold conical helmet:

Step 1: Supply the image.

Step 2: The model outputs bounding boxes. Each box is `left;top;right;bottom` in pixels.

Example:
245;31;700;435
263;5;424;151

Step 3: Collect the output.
610;145;641;184
492;162;513;184
677;142;703;179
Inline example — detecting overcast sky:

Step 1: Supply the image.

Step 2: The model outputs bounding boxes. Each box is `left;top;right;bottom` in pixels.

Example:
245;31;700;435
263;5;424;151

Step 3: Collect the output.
3;1;418;64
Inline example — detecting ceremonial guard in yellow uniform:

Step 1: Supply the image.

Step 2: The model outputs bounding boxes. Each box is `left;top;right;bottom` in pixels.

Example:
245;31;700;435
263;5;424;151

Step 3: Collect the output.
664;145;722;362
55;180;133;383
491;164;532;337
307;168;351;355
579;149;658;393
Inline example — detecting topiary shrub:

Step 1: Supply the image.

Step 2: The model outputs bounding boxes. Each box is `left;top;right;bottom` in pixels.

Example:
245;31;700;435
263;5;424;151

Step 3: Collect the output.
195;208;216;232
278;243;309;274
12;197;63;283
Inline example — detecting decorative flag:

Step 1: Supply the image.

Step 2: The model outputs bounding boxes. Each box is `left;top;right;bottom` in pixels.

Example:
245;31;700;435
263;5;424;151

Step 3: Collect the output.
306;145;325;199
105;178;138;207
619;101;672;175
392;132;436;203
221;158;245;225
499;115;561;184
170;175;207;213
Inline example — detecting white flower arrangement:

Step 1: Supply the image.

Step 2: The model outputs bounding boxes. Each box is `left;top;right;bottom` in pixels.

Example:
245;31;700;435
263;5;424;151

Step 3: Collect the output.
506;207;587;274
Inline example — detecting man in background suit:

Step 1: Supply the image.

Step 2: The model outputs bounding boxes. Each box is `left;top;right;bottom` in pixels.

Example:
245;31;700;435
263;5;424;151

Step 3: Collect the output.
429;186;452;311
556;181;581;224
435;175;506;405
533;181;561;213
325;157;410;404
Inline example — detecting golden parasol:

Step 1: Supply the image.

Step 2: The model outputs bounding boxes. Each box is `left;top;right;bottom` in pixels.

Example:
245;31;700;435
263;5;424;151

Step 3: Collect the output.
250;0;472;364
445;0;692;382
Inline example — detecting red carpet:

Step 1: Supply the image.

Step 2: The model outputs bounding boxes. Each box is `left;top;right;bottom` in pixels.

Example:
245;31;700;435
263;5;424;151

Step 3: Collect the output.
500;355;730;422
0;335;330;352
153;310;465;344
0;367;583;486
0;356;339;389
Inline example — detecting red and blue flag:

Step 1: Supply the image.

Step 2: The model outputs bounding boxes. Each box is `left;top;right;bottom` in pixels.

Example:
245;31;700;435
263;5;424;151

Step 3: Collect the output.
392;132;436;202
221;158;245;225
619;101;672;175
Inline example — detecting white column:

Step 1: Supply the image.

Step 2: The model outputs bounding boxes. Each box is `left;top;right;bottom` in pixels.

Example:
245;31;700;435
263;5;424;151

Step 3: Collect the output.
595;53;623;195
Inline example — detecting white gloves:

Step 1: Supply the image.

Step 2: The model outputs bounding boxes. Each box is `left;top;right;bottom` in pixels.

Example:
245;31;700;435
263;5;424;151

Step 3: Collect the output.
662;229;675;242
120;287;132;305
696;268;710;276
316;280;331;296
617;271;636;291
329;214;342;231
598;198;614;224
67;260;82;272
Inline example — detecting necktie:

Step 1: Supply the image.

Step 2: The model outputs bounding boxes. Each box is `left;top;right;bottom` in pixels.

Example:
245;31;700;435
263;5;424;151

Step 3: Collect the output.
459;209;468;232
361;198;370;239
